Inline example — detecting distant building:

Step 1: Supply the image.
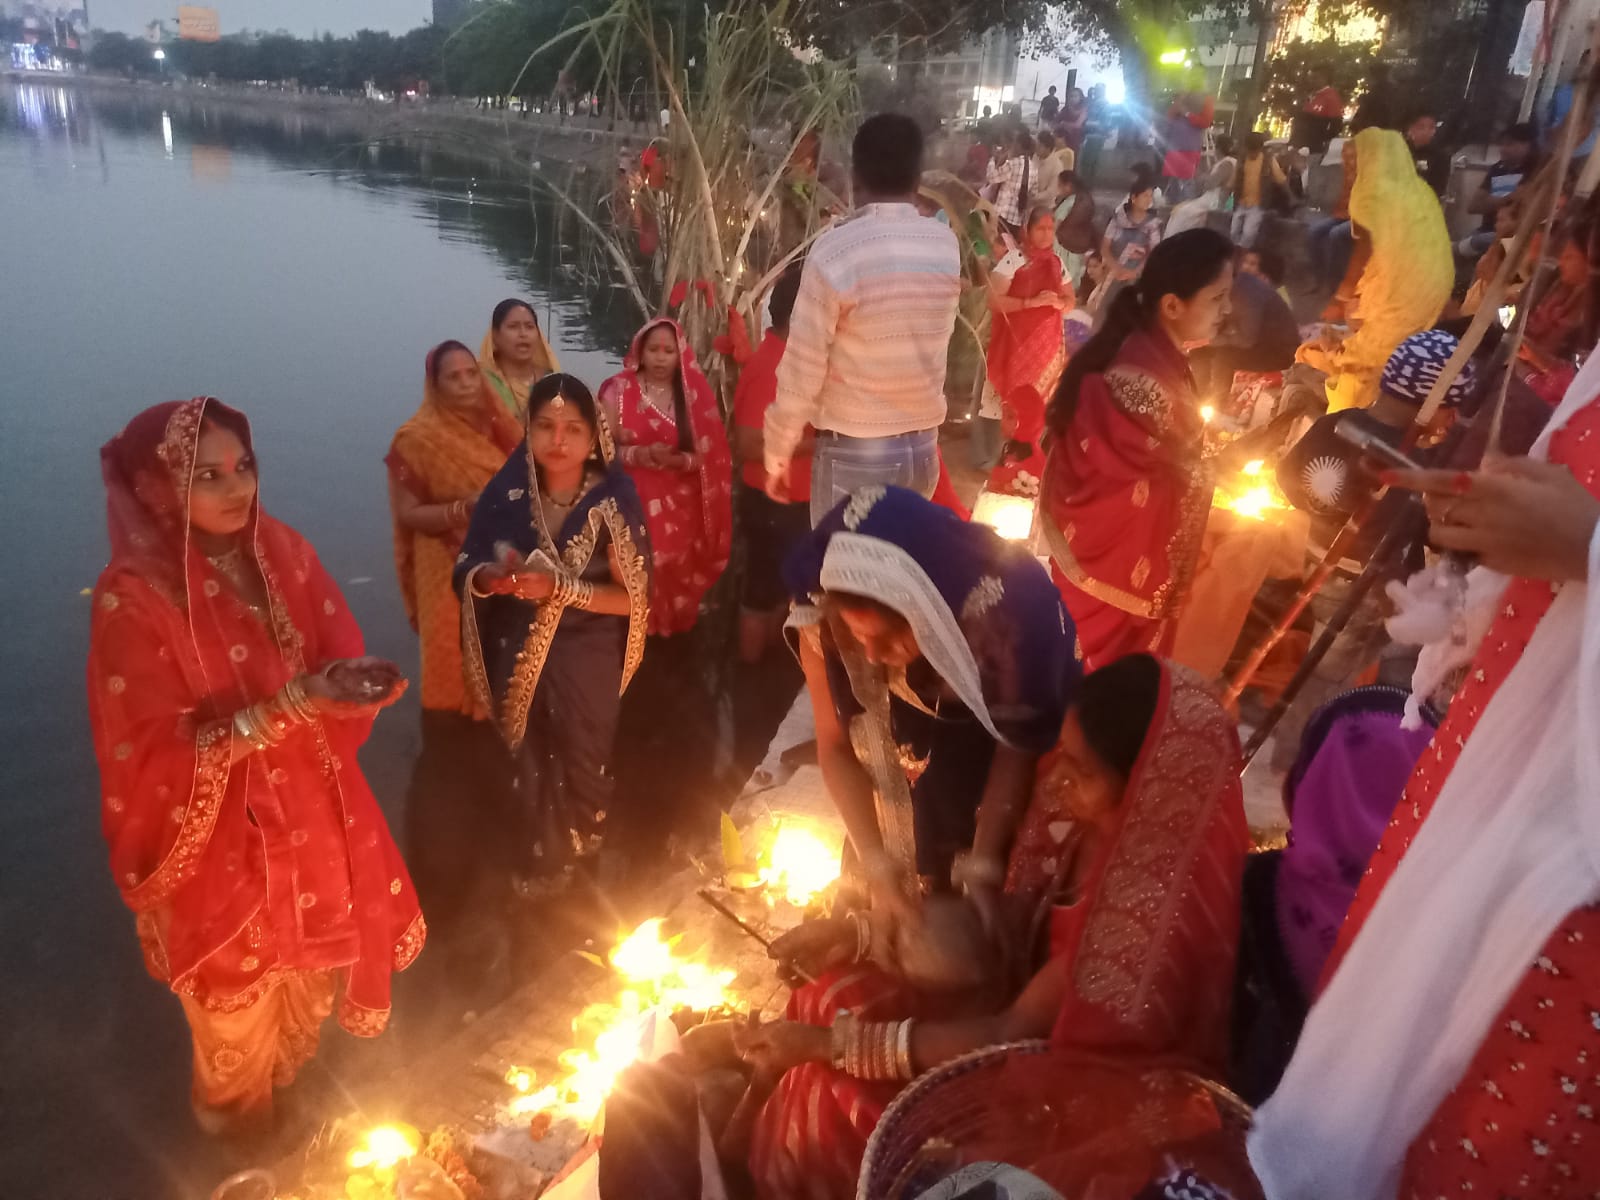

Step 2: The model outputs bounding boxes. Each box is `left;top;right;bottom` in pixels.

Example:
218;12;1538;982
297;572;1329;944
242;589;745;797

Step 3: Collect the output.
432;0;469;30
858;28;1022;123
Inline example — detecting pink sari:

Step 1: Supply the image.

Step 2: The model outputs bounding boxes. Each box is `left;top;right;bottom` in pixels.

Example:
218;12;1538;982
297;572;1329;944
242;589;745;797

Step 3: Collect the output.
601;318;733;636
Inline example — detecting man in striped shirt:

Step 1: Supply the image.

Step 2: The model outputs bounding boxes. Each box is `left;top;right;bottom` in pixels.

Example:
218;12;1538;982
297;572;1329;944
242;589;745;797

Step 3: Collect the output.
764;113;962;524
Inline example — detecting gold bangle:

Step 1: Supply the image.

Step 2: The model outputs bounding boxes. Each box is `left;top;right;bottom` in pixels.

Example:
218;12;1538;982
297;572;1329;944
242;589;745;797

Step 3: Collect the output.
282;676;320;723
896;1020;914;1080
876;1023;894;1081
233;706;272;752
251;701;287;745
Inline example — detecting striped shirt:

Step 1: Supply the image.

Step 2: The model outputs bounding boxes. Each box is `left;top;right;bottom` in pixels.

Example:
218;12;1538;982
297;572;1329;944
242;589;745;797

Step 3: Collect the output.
764;203;961;475
988;155;1032;226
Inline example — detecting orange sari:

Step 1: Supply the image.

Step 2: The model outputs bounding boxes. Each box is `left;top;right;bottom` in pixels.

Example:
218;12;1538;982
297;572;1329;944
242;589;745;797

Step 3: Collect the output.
386;349;522;714
90;399;423;1122
748;662;1248;1199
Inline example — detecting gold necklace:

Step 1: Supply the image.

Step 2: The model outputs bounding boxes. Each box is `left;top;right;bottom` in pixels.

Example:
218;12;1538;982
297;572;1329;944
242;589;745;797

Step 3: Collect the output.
640;379;675;417
205;547;268;619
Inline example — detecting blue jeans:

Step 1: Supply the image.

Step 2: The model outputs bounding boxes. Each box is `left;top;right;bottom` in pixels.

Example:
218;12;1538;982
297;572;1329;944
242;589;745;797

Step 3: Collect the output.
969;415;1003;473
809;428;940;526
1307;217;1353;291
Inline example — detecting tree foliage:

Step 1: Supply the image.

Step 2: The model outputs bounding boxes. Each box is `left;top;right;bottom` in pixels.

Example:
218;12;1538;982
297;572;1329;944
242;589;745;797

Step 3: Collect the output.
784;0;1046;58
441;0;595;99
1261;36;1376;126
87;31;163;76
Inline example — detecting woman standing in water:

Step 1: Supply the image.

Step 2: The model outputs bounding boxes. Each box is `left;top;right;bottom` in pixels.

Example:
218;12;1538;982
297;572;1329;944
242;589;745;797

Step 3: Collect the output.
479;298;561;417
1040;228;1233;669
89;398;421;1134
600;318;733;865
455;374;651;896
386;340;522;919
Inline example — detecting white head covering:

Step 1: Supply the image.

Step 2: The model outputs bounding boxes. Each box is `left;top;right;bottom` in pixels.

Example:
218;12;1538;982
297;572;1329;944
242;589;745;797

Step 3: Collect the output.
1249;343;1600;1198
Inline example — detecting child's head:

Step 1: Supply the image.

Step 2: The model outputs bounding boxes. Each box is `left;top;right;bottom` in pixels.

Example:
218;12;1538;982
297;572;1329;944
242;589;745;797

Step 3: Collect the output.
1057;168;1079;196
1557;232;1592;288
1242;246;1285;286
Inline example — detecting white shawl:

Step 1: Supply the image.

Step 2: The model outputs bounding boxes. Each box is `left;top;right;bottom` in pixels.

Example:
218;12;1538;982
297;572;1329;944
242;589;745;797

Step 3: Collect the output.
1248;349;1600;1199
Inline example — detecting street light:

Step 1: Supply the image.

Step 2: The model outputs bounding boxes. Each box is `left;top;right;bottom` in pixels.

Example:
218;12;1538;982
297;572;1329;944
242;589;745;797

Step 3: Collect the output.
152;48;165;61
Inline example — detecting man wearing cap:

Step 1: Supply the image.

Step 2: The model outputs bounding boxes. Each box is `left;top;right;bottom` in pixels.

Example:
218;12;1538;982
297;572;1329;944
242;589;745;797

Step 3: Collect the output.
1262;330;1482;768
1279;329;1480;521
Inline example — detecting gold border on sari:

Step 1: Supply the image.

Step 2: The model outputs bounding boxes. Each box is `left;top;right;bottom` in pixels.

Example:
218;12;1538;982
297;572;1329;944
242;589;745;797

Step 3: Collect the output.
122;717;234;912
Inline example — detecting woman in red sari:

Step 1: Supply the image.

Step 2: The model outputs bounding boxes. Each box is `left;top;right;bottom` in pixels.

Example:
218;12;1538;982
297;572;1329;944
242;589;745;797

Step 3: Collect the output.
601;318;733;865
88;398;423;1134
1040;229;1234;669
985;206;1072;501
739;656;1249;1200
601;316;732;636
1250;364;1600;1198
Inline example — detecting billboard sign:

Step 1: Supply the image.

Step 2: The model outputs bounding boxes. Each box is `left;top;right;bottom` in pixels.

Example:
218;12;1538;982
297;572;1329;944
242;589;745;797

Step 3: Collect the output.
177;6;221;42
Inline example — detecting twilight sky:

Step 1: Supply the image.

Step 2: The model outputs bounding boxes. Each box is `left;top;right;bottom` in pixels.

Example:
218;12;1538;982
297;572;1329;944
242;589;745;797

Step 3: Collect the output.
85;0;433;37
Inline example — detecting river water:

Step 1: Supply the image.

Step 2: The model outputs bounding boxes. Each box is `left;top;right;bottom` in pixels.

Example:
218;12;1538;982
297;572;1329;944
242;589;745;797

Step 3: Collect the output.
0;81;638;1199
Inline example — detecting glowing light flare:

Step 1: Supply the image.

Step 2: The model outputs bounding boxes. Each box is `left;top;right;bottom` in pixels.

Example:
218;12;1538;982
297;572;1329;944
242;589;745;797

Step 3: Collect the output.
1242;459;1264;476
971;490;1037;541
1158;49;1189;65
1224;485;1284;520
1200;405;1217;424
758;823;841;906
507;919;736;1124
505;1066;535;1093
347;1124;419;1172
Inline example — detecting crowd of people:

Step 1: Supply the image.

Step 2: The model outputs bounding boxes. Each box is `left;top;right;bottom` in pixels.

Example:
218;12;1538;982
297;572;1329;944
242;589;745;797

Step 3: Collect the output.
86;95;1600;1200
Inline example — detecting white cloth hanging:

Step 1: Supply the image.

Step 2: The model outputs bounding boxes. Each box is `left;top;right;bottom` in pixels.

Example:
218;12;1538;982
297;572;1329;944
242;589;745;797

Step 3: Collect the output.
1247;343;1600;1199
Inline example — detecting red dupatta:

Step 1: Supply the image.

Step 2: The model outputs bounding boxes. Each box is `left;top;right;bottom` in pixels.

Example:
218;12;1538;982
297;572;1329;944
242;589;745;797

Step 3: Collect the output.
89;399;423;1035
602;318;733;636
1046;662;1248;1070
1041;328;1212;624
987;244;1068;405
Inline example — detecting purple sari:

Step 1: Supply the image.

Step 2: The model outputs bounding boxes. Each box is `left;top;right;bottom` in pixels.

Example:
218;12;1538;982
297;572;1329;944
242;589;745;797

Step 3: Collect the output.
1274;686;1437;997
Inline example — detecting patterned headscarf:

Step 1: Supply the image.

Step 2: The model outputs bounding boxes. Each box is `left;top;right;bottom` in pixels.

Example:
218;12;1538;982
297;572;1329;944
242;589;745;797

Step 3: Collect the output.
1379;329;1478;408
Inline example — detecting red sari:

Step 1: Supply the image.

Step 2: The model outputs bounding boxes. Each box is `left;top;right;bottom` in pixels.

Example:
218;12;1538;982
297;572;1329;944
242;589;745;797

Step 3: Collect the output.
987;246;1069;500
1323;398;1600;1196
748;662;1248;1199
1041;328;1212;669
89;399;423;1122
601;318;733;636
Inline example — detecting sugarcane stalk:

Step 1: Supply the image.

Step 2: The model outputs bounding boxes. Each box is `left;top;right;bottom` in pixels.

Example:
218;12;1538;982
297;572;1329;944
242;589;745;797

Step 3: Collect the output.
1239;500;1423;766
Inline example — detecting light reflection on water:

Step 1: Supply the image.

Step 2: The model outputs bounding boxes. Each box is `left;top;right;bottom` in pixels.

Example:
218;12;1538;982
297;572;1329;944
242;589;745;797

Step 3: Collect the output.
0;80;637;1200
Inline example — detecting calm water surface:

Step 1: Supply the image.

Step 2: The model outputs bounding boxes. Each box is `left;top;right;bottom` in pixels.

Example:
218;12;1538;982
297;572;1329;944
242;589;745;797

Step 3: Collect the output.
0;81;635;1199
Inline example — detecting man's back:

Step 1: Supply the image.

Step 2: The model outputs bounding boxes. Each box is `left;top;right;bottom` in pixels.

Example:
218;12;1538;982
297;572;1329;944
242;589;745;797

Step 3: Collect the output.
774;202;961;440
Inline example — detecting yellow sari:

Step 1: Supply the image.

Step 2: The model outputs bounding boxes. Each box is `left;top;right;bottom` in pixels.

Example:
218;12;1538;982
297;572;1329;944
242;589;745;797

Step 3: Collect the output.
480;324;561;417
1329;127;1454;411
386;361;522;714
